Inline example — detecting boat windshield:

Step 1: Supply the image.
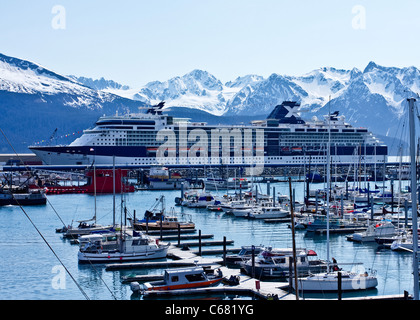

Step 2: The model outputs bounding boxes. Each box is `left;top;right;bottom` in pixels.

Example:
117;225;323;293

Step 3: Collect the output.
185;273;206;282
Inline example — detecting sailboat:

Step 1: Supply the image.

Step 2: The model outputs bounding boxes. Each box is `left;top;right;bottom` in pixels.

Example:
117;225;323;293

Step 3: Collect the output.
293;269;378;292
293;104;378;293
59;163;116;238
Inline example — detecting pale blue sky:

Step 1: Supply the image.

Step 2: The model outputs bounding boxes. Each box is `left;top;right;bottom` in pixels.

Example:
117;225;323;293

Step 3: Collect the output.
1;0;420;87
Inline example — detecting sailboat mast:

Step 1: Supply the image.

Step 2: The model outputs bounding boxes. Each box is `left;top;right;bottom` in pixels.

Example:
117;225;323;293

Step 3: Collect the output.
113;155;116;226
408;97;419;300
288;177;299;300
326;98;331;266
94;163;96;224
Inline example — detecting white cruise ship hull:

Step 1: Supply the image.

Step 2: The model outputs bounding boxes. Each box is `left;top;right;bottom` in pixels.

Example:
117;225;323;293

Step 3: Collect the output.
29;101;388;168
31;148;385;168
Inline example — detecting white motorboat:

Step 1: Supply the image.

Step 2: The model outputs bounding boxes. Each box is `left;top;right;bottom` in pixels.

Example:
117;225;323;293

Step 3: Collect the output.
347;218;397;242
219;200;249;213
240;247;327;278
225;245;264;264
247;206;289;219
231;207;253;217
185;191;217;208
78;231;169;263
390;234;419;251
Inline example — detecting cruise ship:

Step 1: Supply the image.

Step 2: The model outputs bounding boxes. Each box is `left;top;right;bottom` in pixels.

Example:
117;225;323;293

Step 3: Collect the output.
29;101;387;168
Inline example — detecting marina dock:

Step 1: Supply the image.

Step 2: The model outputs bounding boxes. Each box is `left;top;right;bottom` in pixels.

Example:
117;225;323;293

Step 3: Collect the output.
174;239;234;247
121;243;296;300
160;233;214;241
313;227;367;234
120;241;412;300
1;155;417;301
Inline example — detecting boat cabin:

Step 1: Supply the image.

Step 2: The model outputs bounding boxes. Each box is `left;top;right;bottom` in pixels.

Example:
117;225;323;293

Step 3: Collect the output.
257;247;315;267
164;267;208;285
79;233;119;252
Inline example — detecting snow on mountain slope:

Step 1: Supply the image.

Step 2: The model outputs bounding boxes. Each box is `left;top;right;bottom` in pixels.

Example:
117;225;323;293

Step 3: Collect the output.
114;62;420;125
225;73;308;115
1;50;420;152
132;69;233;115
0;53;146;152
0;53;136;110
0;54;79;95
290;67;351;107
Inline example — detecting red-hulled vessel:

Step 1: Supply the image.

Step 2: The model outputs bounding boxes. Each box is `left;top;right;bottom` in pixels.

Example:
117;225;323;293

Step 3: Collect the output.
45;169;134;194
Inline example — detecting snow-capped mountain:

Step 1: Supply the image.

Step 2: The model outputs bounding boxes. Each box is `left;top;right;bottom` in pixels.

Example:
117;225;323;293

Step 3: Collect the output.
0;53;145;152
69;76;130;91
112;62;417;147
133;69;233;116
98;62;417;125
0;51;418;154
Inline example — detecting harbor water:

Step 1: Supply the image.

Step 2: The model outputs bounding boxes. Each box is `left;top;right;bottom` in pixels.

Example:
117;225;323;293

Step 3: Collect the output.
0;178;418;300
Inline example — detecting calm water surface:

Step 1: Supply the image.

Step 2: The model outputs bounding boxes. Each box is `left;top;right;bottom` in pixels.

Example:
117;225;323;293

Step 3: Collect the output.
0;179;418;300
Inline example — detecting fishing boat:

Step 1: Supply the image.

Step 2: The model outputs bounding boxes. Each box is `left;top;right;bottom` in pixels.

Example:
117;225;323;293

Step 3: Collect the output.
0;186;47;206
78;231;169;263
133;215;195;231
131;266;224;292
148;166;191;190
127;209;164;227
127;195;166;227
240;247;328;279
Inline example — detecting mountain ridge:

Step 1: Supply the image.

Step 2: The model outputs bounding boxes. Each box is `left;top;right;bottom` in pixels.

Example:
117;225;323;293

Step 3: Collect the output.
0;52;417;154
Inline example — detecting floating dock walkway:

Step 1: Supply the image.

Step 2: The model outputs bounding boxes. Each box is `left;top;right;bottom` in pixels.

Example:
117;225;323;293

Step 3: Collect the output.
110;240;297;300
107;234;411;300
